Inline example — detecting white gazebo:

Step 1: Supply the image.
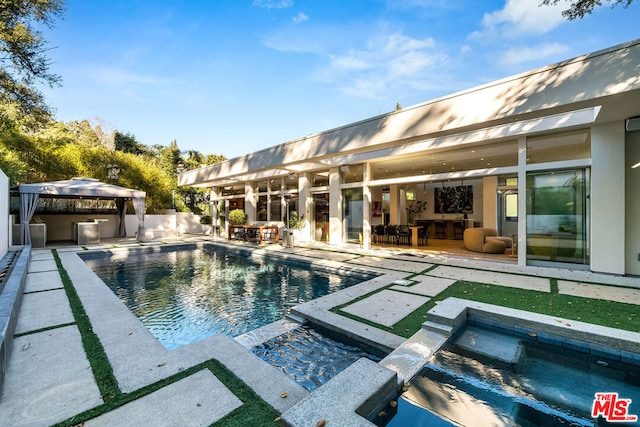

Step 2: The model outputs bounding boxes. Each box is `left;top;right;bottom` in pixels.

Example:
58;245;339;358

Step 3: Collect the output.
17;177;146;245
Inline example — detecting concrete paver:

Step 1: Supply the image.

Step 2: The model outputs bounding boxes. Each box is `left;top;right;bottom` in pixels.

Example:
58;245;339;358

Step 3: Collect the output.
558;281;640;305
295;248;361;262
0;326;102;426
26;258;57;273
86;369;242;427
3;238;640;427
342;289;430;327
346;256;432;273
390;275;456;297
425;265;551;292
24;270;63;292
14;288;73;334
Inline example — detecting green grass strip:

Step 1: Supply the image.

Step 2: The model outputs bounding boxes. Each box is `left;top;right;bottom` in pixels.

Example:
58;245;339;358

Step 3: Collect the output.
333;274;640;339
392;280;640;336
14;322;76;338
52;249;121;402
52;359;280;427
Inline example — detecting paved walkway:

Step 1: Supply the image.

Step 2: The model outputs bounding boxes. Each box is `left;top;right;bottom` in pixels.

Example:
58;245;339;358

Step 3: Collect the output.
0;236;638;426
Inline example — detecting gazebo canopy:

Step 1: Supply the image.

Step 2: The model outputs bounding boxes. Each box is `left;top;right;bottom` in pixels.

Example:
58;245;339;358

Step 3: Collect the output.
17;177;146;244
18;177;146;199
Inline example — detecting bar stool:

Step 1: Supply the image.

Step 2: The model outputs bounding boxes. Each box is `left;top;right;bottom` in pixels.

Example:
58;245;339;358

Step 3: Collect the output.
434;220;446;239
452;220;464;240
418;226;428;246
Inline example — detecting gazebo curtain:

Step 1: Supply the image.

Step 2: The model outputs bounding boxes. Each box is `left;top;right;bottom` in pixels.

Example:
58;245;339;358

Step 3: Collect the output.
20;193;39;245
115;199;127;237
133;197;145;241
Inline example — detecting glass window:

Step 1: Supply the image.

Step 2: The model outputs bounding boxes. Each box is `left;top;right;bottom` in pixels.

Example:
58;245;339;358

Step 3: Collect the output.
342;164;363;184
499;176;518;187
311;171;330;187
371;140;518;180
257;195;267;221
270;178;282;192
285;174;298;190
313;193;329;242
526;168;589;265
257;181;268;193
343;188;363;243
270;195;281;222
527;130;590;164
505;193;518;221
221;185;244;197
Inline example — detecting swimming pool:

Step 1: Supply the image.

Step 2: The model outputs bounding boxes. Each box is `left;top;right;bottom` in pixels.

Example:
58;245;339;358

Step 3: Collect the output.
82;245;372;350
252;325;382;391
386;324;640;426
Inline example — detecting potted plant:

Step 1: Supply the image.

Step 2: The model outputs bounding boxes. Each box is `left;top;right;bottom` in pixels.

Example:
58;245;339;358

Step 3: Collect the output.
199;215;212;235
285;211;304;247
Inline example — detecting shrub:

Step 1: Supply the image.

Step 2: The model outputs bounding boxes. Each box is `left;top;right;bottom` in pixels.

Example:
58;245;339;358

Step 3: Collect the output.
199;215;212;225
228;209;247;225
287;211;303;230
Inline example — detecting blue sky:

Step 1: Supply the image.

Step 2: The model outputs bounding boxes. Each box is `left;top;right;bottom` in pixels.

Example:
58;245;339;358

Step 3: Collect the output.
40;0;639;159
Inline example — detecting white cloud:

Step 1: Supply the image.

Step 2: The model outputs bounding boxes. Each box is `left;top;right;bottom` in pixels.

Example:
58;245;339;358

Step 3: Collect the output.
316;32;444;98
293;12;308;24
499;42;570;65
262;19;447;99
252;0;293;9
470;0;565;40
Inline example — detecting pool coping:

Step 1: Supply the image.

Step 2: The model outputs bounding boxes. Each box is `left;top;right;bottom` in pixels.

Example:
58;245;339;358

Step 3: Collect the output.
0;246;29;397
377;297;640;391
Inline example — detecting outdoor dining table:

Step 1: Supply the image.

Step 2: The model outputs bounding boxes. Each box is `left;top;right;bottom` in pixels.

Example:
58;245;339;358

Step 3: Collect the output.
228;225;279;244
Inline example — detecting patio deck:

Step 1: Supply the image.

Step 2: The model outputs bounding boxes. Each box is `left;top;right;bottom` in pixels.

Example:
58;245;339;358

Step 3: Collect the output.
0;235;638;426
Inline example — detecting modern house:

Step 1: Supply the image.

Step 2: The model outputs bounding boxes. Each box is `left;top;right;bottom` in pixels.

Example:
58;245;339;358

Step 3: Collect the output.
178;39;640;276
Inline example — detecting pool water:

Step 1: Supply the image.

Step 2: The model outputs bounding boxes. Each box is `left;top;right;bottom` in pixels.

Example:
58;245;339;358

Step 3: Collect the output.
386;325;640;427
252;325;381;391
82;246;370;350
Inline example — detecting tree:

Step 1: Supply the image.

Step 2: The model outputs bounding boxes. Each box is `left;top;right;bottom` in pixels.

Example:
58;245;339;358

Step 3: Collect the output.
206;153;226;165
114;131;148;155
540;0;634;19
67;119;100;147
0;0;64;123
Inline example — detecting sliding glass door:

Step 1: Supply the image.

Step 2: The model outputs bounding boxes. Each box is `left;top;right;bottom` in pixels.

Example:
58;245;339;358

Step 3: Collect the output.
526;169;589;265
343;188;363;244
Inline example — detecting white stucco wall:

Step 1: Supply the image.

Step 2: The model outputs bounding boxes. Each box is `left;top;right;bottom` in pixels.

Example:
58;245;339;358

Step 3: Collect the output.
124;212;204;239
0;170;8;259
625;128;640;275
591;121;626;275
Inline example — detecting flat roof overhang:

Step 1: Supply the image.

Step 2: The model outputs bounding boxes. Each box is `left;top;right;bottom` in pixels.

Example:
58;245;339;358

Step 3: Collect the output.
179;39;640;189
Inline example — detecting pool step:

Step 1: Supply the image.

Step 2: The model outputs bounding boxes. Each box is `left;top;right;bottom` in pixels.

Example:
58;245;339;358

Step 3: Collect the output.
454;326;525;367
421;320;455;336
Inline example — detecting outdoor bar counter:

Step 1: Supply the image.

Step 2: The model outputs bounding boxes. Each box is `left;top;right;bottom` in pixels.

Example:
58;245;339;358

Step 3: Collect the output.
73;219;108;245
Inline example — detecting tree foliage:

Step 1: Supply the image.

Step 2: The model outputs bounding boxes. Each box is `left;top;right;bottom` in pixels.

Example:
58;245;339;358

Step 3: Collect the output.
540;0;634;19
114;131;149;156
0;0;64;123
0;110;226;214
